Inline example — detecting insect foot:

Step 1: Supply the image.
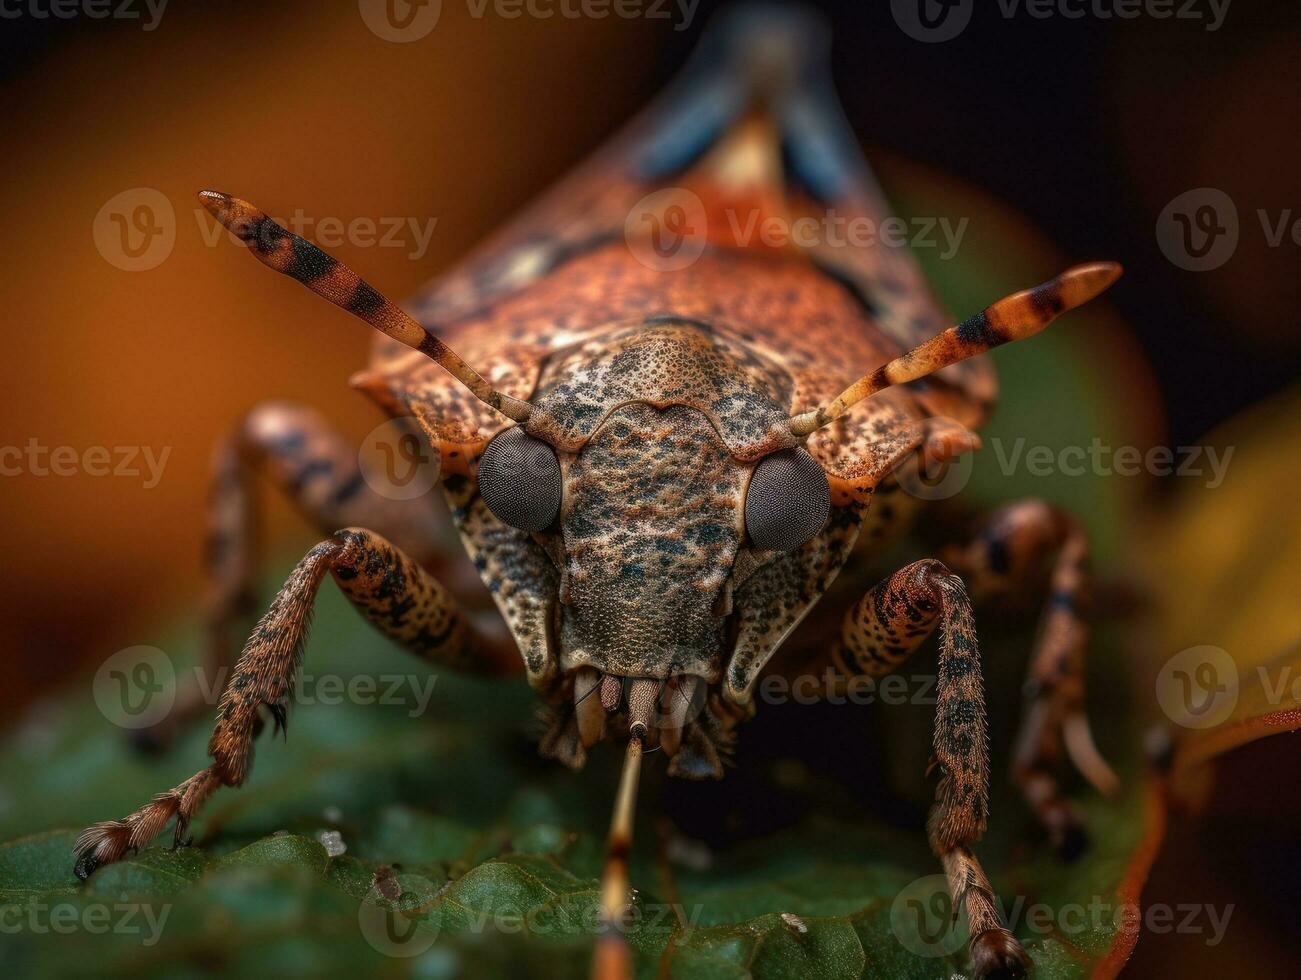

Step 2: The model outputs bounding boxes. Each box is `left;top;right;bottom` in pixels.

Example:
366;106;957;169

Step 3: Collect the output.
74;767;221;880
970;927;1031;979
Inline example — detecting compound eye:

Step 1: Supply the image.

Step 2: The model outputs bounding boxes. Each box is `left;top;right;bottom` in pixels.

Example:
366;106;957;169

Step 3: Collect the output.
477;427;562;532
744;448;830;551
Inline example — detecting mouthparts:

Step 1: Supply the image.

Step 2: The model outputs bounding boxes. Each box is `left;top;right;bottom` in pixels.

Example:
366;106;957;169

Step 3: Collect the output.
573;669;703;757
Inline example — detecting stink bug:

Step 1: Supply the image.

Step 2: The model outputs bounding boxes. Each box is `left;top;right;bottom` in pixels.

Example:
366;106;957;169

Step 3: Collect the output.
74;10;1123;979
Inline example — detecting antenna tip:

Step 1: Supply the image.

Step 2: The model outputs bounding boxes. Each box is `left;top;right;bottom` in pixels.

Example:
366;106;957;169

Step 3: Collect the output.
196;189;230;216
1059;261;1124;305
196;190;263;239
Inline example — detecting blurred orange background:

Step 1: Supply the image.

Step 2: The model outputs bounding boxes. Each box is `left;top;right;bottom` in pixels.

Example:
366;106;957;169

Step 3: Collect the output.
0;5;667;709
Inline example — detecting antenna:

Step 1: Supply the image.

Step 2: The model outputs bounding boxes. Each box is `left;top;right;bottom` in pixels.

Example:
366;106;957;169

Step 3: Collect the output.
790;262;1123;436
197;191;531;422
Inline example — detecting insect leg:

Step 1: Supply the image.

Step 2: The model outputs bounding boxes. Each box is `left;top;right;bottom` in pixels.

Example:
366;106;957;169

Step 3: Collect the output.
75;528;496;879
830;561;1029;980
940;500;1118;856
133;401;443;752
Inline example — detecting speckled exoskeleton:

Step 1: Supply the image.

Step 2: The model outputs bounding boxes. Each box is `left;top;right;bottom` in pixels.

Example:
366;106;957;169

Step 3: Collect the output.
75;11;1123;979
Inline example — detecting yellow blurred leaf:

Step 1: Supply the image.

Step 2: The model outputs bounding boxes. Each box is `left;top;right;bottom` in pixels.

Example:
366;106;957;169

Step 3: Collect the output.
1143;385;1301;805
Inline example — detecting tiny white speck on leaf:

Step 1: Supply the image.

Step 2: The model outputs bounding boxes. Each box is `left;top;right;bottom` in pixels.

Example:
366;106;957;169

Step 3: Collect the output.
317;829;346;857
779;912;808;934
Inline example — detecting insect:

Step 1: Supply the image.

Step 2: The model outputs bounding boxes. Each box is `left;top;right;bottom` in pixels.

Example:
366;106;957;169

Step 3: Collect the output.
74;10;1122;979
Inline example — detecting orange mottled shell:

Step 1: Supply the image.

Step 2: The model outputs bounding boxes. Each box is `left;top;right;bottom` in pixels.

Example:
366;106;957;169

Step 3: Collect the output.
349;13;996;703
353;177;989;497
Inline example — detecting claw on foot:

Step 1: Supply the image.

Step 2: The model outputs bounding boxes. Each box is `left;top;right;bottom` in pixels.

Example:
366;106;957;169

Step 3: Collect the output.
970;927;1030;979
71;768;221;880
73;852;101;882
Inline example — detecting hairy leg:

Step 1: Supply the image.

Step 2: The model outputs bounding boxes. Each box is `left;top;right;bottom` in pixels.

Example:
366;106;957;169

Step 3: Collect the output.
829;560;1028;979
940;500;1117;855
139;401;443;749
76;527;492;878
